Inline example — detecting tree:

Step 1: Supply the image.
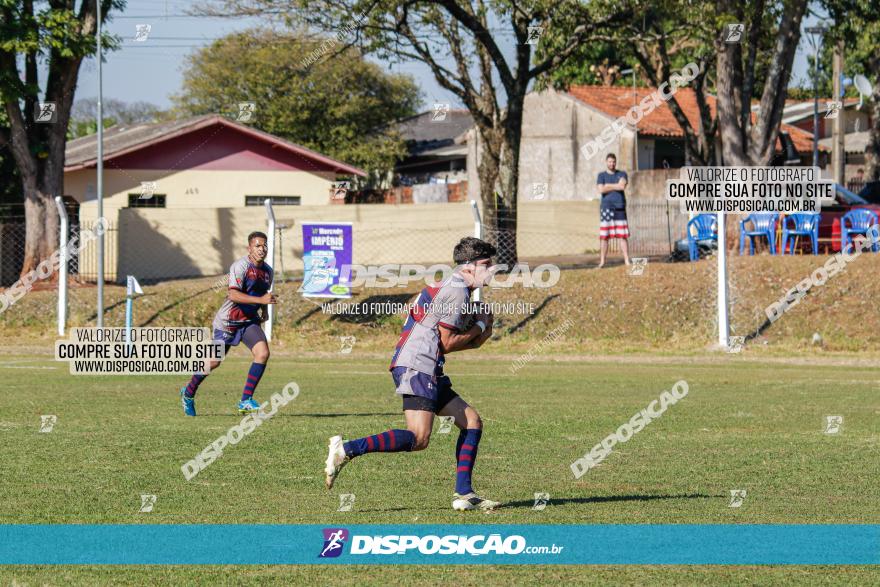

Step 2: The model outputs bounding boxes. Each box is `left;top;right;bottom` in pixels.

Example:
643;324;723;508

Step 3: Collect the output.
68;96;166;139
0;110;22;206
536;39;632;88
172;28;420;182
538;0;791;167
196;0;632;265
0;0;123;277
825;0;880;180
714;0;808;166
538;0;719;165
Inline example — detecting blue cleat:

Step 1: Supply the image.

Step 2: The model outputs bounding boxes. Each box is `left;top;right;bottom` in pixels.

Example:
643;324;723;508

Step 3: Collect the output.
180;387;196;417
238;397;261;414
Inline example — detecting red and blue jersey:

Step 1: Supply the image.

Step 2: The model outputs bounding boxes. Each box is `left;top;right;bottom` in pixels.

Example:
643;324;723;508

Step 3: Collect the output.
389;273;470;376
212;256;274;332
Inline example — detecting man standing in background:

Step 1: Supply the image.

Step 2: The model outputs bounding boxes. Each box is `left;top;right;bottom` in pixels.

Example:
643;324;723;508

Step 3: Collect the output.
596;153;631;268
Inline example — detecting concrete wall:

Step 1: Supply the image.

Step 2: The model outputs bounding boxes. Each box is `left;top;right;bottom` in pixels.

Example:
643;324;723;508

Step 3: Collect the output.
467;89;635;202
627;168;682;200
67;168;337;218
77;200;601;282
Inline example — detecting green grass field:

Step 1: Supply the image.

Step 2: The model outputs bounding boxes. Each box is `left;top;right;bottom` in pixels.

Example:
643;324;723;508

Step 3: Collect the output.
1;352;878;585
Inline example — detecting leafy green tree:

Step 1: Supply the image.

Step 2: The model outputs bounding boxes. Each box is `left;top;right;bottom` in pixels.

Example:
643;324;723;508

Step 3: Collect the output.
537;0;799;166
714;0;808;166
0;110;21;207
0;0;123;276
172;28;420;182
193;1;633;264
825;0;880;180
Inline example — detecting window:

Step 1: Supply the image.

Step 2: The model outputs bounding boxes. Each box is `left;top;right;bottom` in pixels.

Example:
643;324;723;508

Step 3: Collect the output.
245;195;301;206
128;194;166;208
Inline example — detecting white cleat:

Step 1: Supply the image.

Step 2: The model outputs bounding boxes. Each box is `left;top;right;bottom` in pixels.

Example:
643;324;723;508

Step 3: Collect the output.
452;492;501;511
324;435;350;490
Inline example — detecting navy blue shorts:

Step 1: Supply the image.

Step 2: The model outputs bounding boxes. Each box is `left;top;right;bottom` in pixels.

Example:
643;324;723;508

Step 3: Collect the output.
213;322;266;350
391;367;459;413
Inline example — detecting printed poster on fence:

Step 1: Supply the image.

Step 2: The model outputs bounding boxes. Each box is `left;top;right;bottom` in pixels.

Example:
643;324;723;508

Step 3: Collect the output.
300;222;353;298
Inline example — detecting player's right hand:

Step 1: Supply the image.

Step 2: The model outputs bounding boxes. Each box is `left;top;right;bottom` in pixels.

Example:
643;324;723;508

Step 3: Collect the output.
259;293;277;304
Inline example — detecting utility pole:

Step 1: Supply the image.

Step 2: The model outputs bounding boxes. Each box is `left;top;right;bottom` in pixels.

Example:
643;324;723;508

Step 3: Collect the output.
832;39;845;184
806;25;827;169
96;0;104;327
621;67;638;170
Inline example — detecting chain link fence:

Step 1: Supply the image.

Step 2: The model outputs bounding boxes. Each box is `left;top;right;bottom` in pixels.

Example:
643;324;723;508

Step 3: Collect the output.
0;199;699;287
0;204;115;286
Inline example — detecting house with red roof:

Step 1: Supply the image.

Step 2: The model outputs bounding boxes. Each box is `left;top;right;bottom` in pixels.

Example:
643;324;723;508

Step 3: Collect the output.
465;86;823;201
65;114;365;217
63;114;365;281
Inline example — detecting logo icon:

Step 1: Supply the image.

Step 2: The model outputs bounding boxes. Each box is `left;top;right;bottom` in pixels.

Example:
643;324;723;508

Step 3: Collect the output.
727;336;745;354
338;493;355;512
139;181;158;200
728;489;746;508
39;415;57;433
824;101;842;119
34;102;57;123
299;254;337;294
431;103;450;122
139;494;157;513
824;415;843;434
438;415;455;434
724;23;745;43
533;492;550;510
339;336;356;354
319;528;349;558
332;181;350;201
134;24;151;42
526;26;544;45
531;182;547;201
237;102;256;123
629;258;648;276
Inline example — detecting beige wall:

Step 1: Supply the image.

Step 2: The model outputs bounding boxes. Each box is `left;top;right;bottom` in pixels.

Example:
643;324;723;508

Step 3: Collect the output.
78;201;600;282
468;89;634;202
67;168;337;222
627;168;682;200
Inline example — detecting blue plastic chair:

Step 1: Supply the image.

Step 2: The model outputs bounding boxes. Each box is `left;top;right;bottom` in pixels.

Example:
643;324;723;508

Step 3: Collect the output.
781;213;820;255
686;214;717;261
739;213;779;255
841;208;880;252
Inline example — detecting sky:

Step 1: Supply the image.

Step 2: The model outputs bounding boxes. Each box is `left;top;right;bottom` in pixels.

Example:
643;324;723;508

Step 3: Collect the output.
74;0;478;112
74;0;829;116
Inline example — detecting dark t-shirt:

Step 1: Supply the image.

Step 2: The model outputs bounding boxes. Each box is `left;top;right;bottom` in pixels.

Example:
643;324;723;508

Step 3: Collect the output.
597;170;628;210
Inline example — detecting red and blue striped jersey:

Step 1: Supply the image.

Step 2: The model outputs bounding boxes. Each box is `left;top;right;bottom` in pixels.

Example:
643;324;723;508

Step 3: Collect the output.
389;273;471;375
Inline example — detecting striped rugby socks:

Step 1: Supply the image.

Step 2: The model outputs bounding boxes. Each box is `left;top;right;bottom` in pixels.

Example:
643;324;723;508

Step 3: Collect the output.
344;430;415;457
183;373;207;398
455;429;482;495
242;362;266;401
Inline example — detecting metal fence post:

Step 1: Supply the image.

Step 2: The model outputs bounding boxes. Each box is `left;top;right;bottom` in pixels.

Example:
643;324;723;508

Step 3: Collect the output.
717;212;729;348
264;198;276;341
470;200;483;302
54;196;68;336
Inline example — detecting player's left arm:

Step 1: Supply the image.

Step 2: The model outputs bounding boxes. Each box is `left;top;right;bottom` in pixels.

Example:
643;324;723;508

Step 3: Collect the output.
461;315;493;349
259;268;274;321
617;171;628;190
439;305;493;353
439;322;487;353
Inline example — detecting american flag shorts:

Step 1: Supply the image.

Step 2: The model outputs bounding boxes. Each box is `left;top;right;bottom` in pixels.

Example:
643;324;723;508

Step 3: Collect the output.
599;207;630;240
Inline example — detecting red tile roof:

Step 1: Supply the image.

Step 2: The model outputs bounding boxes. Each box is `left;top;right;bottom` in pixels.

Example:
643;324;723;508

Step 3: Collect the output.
567;85;824;154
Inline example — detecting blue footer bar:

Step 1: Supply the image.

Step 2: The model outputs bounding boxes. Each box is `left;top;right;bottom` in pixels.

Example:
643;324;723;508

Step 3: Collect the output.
1;524;877;565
